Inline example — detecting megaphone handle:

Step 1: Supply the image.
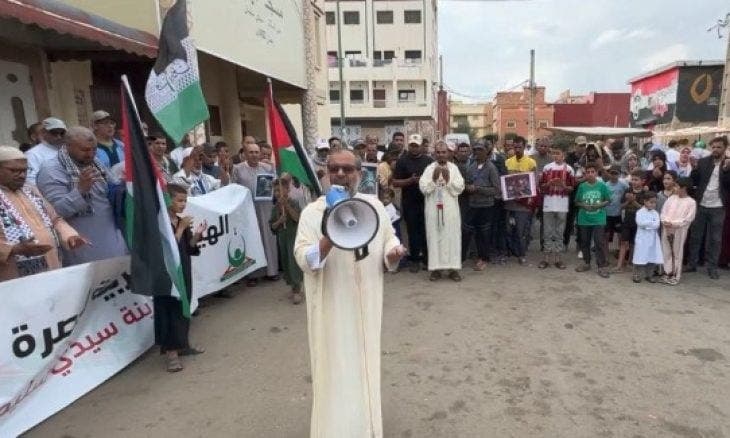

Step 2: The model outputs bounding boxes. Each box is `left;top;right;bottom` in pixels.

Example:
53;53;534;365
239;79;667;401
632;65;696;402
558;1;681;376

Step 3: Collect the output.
354;245;369;261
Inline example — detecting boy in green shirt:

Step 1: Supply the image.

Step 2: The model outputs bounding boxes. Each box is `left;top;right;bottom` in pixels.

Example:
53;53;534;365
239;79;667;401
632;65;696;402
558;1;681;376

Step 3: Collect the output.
574;162;612;278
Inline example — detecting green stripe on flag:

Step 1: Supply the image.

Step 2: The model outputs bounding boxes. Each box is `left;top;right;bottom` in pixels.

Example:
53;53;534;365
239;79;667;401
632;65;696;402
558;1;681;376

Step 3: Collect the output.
279;147;313;188
155;83;209;143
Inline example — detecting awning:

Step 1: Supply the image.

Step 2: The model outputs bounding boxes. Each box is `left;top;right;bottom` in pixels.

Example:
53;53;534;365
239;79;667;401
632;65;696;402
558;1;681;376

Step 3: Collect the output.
546;126;653;138
0;0;158;58
655;126;730;137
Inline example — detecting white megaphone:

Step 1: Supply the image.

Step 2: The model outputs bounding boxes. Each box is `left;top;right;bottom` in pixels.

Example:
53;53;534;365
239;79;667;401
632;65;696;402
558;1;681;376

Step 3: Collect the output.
322;185;380;261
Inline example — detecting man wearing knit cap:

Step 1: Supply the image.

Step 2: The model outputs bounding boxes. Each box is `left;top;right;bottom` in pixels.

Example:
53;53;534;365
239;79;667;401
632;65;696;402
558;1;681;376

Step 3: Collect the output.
0;146;86;281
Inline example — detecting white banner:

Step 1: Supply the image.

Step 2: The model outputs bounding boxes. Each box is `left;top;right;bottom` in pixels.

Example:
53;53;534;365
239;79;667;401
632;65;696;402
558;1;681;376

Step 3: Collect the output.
186;184;267;302
0;257;153;436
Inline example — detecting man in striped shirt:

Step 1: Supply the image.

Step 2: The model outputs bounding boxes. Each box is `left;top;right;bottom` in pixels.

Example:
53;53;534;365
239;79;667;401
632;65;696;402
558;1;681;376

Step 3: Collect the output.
538;147;576;269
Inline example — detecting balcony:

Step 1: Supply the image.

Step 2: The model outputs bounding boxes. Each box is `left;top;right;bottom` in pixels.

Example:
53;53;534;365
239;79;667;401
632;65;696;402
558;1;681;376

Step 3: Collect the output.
327;57;429;81
329;99;432;119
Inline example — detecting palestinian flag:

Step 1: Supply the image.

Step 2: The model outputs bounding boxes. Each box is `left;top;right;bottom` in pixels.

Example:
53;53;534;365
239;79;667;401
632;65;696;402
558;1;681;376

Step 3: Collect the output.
121;76;190;317
265;81;322;197
145;0;208;143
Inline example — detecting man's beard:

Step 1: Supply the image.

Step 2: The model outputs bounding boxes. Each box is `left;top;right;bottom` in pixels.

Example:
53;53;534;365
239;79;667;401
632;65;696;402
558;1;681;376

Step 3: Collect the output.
347;176;361;196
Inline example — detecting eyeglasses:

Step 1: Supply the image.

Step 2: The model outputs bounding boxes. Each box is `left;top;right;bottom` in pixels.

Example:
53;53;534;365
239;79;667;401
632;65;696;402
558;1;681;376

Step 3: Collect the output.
327;164;358;174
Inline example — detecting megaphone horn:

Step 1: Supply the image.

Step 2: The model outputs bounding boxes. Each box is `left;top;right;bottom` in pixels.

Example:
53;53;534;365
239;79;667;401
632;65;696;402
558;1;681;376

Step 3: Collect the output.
323;198;380;261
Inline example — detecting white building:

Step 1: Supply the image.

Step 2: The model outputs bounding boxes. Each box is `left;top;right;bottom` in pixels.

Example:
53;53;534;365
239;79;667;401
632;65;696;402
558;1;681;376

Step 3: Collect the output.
324;0;438;146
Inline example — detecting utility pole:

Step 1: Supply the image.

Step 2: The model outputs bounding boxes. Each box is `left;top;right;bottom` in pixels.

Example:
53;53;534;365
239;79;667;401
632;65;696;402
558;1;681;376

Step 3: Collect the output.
712;13;730;128
528;49;536;146
301;0;318;154
336;0;346;137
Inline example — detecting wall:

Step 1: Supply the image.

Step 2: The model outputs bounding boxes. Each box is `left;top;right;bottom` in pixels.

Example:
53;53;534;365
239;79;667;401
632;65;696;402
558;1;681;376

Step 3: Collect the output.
553;93;630;127
47;61;93;127
59;0;159;34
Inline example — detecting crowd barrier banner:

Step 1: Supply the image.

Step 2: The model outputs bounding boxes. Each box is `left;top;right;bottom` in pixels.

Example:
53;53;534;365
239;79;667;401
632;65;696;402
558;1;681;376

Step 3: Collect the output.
0;185;267;435
186;184;267;303
0;256;152;436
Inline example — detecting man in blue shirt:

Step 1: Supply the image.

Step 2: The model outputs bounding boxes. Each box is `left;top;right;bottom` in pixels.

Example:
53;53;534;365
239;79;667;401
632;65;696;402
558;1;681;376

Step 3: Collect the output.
91;110;124;169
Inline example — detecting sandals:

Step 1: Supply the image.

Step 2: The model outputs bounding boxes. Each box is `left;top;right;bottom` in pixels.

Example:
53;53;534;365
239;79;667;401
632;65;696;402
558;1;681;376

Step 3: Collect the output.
166;356;183;373
537;261;549;269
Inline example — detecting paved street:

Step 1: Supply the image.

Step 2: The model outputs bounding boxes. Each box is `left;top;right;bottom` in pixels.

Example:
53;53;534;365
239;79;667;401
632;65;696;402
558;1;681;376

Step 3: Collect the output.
26;257;730;438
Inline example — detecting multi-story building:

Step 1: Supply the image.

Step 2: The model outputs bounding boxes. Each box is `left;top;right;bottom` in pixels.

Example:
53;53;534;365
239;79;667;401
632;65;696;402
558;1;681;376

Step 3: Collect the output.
0;0;330;151
449;101;493;140
492;86;554;145
324;0;438;146
553;90;630;128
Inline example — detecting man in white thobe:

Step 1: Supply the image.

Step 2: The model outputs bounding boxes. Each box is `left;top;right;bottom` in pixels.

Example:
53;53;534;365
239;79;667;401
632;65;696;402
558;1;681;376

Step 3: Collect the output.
419;141;465;281
231;142;279;283
294;150;406;438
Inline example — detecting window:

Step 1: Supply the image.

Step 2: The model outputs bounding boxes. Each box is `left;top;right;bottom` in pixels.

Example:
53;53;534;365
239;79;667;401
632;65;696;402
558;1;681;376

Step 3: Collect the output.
506;120;516;129
398;89;416;102
343;11;359;25
373;50;395;66
404;50;422;64
350;89;364;103
373;89;386;107
206;105;222;136
345;51;362;57
404;10;421;24
329;89;340;103
539;120;549;128
327;51;338;67
325;11;335;25
376;10;393;24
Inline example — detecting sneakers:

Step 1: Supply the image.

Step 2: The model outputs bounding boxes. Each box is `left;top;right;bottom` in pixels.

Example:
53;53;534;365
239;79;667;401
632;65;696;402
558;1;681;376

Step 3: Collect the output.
292;292;304;305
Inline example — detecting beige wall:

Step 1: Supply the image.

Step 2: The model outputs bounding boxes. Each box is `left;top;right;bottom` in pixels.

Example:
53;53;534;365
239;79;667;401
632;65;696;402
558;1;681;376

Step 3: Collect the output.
47;61;93;127
58;0;159;34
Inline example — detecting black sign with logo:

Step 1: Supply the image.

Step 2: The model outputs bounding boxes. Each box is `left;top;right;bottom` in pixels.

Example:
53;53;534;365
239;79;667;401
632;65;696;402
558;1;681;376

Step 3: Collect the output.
676;65;724;123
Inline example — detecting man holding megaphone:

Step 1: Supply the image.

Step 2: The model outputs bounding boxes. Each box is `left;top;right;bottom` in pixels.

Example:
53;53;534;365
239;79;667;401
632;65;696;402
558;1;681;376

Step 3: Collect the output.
294;150;406;438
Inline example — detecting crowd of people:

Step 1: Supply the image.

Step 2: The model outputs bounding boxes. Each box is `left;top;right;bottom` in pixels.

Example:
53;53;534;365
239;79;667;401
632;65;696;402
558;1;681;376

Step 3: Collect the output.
322;131;730;286
3;112;730;371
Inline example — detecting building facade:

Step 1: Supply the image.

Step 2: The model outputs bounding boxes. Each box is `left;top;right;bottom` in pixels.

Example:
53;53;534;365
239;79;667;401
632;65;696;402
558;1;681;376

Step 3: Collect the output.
492;86;554;145
324;0;438;146
553;91;630;128
0;0;330;152
628;60;724;132
449;101;492;140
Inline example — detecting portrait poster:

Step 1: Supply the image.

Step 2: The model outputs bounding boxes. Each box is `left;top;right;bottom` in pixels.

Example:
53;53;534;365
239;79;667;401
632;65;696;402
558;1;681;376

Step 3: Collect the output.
255;173;275;201
500;172;536;201
358;163;379;196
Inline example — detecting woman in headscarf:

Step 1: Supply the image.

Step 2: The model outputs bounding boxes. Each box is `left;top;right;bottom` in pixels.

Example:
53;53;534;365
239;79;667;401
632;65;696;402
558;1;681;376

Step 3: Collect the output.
646;150;670;192
674;146;693;178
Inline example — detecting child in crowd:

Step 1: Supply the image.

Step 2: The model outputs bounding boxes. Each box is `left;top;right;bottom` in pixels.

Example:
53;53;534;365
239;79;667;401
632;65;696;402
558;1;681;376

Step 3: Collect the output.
157;184;206;372
538;147;575;269
381;188;402;241
656;170;677;213
615;169;646;272
574;163;611;278
632;191;663;283
270;177;304;304
660;177;697;285
604;165;627;252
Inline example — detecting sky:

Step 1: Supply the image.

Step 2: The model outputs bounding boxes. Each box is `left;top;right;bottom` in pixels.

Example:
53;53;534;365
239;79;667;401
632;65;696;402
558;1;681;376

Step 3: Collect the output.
438;0;729;102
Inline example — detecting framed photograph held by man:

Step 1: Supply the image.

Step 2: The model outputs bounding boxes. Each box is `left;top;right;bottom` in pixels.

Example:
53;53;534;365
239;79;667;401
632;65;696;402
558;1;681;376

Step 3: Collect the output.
500;172;536;201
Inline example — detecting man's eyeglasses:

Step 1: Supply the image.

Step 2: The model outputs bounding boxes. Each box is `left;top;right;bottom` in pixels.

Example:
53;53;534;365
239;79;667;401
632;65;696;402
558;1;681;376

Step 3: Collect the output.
327;165;358;174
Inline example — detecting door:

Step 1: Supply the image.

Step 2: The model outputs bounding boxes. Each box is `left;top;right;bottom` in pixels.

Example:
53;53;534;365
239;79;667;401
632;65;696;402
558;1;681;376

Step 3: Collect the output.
0;60;38;147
